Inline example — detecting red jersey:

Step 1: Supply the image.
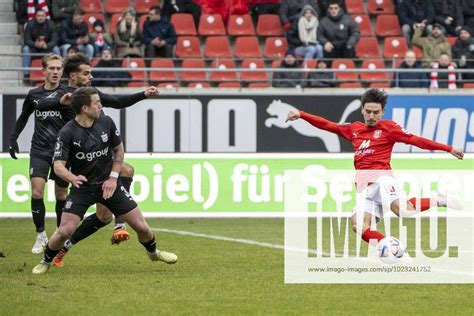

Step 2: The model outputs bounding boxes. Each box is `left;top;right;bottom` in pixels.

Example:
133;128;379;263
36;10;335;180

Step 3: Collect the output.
300;111;453;170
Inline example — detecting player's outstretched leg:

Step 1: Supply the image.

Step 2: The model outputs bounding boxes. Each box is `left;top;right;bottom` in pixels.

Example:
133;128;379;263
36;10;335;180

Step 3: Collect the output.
351;211;384;246
52;210;112;267
54;183;68;228
119;207;177;264
32;213;81;274
31;178;48;254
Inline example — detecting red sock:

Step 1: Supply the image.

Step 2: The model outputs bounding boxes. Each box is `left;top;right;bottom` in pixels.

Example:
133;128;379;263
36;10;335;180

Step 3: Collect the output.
409;197;435;211
361;228;384;243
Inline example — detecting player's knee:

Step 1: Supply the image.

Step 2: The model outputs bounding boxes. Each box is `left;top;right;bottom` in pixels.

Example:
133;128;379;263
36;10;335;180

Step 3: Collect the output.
31;189;44;200
55;188;68;201
120;163;134;178
96;212;113;224
57;226;74;241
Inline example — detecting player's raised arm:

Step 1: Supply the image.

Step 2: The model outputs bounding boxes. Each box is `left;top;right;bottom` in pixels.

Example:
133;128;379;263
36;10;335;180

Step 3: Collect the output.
35;87;70;110
99;86;159;109
286;109;350;138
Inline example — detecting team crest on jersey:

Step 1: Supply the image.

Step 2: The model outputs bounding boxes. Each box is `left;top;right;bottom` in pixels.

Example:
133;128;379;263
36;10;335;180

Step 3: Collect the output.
373;130;382;139
101;132;108;143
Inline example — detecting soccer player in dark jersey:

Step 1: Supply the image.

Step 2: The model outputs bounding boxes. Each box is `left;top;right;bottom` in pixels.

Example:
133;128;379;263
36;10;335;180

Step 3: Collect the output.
9;54;72;254
35;53;159;266
32;87;177;274
285;89;464;249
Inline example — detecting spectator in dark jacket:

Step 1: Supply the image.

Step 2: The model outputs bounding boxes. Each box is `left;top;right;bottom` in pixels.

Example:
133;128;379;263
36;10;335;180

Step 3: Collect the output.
279;0;319;31
92;48;131;87
396;0;434;47
461;0;474;31
162;0;201;27
51;0;78;22
22;9;60;79
307;61;336;87
391;50;429;88
452;26;474;81
432;0;464;36
317;0;345;17
272;49;305;87
59;9;94;59
317;0;360;59
143;6;177;58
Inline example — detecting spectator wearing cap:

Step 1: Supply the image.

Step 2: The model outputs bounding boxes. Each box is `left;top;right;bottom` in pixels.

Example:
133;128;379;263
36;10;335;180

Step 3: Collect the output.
114;7;143;58
143;6;177;58
22;8;60;80
452;26;474;81
59;9;94;59
432;0;464;36
92;48;131;87
412;23;452;67
307;60;336;87
317;0;360;59
396;0;434;47
90;19;113;57
51;0;78;23
272;49;306;88
391;50;429;88
279;0;319;32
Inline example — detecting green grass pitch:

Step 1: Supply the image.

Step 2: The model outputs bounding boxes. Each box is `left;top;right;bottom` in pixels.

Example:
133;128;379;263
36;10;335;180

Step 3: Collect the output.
0;218;473;315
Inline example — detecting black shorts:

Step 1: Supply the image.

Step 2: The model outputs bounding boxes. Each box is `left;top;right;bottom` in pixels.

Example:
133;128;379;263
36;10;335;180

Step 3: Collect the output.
63;180;137;219
29;155;69;188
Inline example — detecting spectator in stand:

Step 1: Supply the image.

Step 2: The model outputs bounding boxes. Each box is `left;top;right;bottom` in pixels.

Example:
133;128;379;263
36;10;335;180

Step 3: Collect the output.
452;26;474;81
391;50;429;88
248;0;281;24
66;46;78;59
59;9;94;59
279;0;319;32
92;48;131;87
15;0;51;34
89;19;113;57
317;0;345;18
114;8;143;58
272;49;305;88
287;5;323;67
461;0;474;32
307;60;336;87
162;0;201;27
412;23;452;68
22;9;60;81
430;53;457;89
396;0;434;48
143;6;177;58
432;0;464;36
317;0;360;59
51;0;78;23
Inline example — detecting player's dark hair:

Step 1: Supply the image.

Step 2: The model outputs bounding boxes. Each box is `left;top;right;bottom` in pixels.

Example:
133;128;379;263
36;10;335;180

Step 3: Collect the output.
71;86;98;114
361;88;388;110
41;53;64;69
64;53;91;77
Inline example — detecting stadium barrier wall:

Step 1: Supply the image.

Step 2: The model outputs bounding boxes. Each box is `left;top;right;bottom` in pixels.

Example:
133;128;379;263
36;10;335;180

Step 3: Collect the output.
1;91;473;153
0;153;472;217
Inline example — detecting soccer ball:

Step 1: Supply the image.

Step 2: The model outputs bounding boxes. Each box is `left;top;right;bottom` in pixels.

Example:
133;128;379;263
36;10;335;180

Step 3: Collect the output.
377;237;405;264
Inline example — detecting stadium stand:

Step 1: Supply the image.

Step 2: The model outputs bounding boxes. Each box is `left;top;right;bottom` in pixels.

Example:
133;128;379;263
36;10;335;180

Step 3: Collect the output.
375;14;401;37
367;0;395;15
135;0;161;14
198;14;226;36
352;14;373;37
210;59;238;82
80;0;103;13
256;14;283;36
345;0;366;14
332;59;358;82
83;13;106;32
355;37;381;58
105;0;131;14
122;58;147;87
149;59;177;83
181;59;207;82
204;36;232;58
240;59;268;83
360;59;388;83
263;37;288;59
227;14;256;36
234;36;261;58
171;13;198;36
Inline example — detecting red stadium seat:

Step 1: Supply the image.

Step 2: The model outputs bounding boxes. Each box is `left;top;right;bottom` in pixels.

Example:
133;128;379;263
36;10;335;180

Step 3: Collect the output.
83;13;105;33
135;0;160;14
122;58;147;87
149;59;177;82
446;36;457;46
368;0;395;15
412;45;423;58
187;82;211;88
248;82;270;88
105;0;130;14
139;14;148;31
352;14;373;37
383;37;408;58
198;14;226;36
80;0;102;13
218;82;241;88
340;82;362;88
227;14;255;36
171;13;197;36
375;14;401;37
109;13;123;35
158;82;179;88
305;59;318;69
175;36;201;58
332;59;358;81
240;59;268;82
181;59;206;82
355;37;381;58
29;58;44;83
256;14;283;36
345;0;365;14
91;58;100;67
463;83;474;88
210;59;238;82
369;82;390;88
204;36;232;58
234;36;261;58
360;59;388;82
263;37;288;59
271;59;282;68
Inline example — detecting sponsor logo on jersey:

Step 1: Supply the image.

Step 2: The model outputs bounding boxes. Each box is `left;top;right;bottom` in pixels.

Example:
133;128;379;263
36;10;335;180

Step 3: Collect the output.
35;109;62;120
373;130;382;139
358;140;371;149
101;132;108;143
115;129;120;136
75;147;109;162
73;140;81;148
355;139;375;156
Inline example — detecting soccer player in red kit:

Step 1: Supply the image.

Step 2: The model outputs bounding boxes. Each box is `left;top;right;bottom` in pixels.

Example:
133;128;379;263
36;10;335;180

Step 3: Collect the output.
285;89;464;246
